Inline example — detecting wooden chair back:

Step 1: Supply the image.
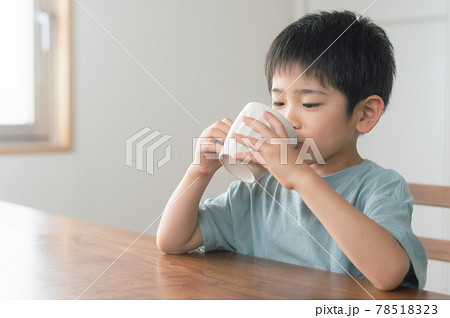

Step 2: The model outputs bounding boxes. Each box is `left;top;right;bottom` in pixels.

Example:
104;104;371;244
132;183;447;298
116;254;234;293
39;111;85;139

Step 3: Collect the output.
408;183;450;262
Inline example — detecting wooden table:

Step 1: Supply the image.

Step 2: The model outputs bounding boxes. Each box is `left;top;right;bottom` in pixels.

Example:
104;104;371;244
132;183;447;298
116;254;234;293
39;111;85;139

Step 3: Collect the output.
1;201;449;300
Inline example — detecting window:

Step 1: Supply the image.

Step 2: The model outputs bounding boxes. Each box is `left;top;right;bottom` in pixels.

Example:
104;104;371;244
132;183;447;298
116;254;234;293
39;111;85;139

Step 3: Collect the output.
0;0;72;153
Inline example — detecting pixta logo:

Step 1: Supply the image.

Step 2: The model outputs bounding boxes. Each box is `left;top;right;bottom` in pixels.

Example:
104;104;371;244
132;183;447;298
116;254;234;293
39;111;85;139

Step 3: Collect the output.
126;128;172;174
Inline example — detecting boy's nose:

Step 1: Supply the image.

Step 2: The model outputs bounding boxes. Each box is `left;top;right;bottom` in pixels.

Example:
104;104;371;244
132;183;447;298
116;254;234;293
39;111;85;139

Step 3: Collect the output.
285;109;300;129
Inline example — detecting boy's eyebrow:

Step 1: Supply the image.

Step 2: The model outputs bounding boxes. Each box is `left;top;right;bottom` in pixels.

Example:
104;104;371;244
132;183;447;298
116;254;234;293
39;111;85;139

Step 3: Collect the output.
271;88;328;96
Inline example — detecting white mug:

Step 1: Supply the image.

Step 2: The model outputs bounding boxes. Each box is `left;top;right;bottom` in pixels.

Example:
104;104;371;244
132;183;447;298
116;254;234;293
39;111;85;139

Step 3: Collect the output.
219;102;298;183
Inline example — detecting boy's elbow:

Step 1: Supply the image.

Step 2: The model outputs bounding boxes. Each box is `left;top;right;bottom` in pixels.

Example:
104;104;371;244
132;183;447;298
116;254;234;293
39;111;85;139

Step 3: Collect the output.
156;239;172;254
372;277;402;291
156;240;177;254
371;258;410;291
156;235;186;254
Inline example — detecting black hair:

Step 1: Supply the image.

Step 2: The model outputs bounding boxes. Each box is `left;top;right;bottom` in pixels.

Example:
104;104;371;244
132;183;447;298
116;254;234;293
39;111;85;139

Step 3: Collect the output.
265;10;396;119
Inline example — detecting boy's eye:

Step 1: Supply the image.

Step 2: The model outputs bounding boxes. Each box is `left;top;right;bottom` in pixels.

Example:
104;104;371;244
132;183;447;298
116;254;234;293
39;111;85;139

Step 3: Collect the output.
272;102;321;108
303;103;321;108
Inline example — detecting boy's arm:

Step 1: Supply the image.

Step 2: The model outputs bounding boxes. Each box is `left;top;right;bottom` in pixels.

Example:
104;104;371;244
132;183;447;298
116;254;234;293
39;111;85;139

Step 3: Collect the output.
157;117;233;254
293;166;410;291
156;164;212;254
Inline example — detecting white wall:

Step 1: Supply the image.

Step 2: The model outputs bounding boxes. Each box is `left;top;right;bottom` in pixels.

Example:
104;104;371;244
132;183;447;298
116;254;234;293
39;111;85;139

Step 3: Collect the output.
1;0;448;295
298;0;450;294
0;1;293;232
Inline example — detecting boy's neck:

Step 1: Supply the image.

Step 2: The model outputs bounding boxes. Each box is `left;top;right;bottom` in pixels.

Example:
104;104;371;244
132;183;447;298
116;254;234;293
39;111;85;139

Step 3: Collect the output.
309;150;363;177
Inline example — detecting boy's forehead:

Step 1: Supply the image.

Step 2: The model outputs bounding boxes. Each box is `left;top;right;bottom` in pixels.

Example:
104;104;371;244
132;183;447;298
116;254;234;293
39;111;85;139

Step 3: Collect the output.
272;69;326;92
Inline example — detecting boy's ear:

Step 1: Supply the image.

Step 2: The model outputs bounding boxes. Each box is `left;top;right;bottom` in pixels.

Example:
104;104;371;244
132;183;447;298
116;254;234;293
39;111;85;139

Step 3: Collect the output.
355;95;384;134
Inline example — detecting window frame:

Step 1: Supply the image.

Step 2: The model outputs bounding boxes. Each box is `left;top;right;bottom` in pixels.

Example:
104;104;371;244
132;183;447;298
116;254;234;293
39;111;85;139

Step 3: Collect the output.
0;0;72;154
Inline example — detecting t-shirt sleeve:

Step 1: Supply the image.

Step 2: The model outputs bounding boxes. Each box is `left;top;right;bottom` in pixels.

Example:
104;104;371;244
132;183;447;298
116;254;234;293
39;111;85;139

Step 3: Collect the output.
197;180;248;253
363;172;428;289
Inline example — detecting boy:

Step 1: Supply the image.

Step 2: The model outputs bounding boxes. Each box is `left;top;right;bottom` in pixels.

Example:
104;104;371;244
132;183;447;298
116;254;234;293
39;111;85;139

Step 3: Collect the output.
156;10;427;291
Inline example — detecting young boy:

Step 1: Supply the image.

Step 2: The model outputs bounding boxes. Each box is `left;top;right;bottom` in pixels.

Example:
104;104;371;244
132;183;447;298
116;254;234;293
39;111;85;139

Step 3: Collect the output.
156;10;427;291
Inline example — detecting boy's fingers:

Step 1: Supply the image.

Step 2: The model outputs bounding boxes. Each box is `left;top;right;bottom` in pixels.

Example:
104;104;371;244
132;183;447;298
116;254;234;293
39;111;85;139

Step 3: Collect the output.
231;132;260;149
262;111;288;138
232;151;267;165
201;118;237;148
205;127;227;142
201;143;222;153
213;119;233;135
210;138;224;146
222;117;234;127
242;116;276;138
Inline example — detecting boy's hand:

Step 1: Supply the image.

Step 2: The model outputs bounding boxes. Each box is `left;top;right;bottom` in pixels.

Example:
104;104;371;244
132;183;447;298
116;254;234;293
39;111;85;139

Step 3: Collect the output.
191;118;234;176
231;110;304;189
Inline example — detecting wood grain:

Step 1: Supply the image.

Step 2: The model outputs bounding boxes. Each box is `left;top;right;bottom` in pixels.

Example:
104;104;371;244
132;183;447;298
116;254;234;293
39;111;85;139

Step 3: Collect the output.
408;183;450;262
419;237;450;263
408;183;450;207
1;201;449;300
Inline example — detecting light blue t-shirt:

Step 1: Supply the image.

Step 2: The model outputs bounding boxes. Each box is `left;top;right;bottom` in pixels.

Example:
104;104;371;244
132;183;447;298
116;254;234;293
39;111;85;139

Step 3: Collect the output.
197;159;427;289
